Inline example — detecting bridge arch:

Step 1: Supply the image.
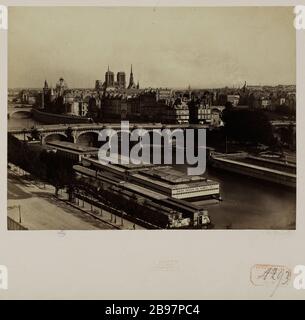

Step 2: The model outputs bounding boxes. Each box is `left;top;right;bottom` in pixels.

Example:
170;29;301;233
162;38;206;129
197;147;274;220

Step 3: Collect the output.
9;110;32;119
44;132;68;144
76;131;101;147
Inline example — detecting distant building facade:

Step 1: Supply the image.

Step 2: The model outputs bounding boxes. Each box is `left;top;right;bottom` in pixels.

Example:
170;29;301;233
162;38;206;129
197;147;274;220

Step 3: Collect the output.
95;65;139;91
27;73;296;126
41;78;89;117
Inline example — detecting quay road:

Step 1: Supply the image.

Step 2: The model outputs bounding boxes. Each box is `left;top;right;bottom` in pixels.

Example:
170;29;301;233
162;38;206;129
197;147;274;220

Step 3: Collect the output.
8;164;145;230
69;195;146;230
7;164;115;230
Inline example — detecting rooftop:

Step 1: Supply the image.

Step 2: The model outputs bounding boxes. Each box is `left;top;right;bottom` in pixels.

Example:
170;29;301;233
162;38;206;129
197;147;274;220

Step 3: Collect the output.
142;166;206;184
83;156;219;190
94;154;154;170
46;141;99;153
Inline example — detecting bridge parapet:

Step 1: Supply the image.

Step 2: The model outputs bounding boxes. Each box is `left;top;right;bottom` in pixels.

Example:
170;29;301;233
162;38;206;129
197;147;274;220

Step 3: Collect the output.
8;123;210;144
8;108;33;119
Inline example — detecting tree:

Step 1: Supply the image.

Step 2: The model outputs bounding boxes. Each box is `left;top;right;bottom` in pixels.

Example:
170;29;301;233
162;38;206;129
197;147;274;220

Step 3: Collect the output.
222;109;274;146
224;101;233;111
30;127;41;141
275;104;295;118
277;124;295;149
40;150;75;195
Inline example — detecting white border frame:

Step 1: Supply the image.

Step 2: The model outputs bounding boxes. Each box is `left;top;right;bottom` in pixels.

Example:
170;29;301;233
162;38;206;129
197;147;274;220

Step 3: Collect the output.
0;1;304;300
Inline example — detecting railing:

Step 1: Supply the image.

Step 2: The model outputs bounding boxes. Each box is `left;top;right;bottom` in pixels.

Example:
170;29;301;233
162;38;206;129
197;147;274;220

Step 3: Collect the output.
8;122;205;134
7;217;28;230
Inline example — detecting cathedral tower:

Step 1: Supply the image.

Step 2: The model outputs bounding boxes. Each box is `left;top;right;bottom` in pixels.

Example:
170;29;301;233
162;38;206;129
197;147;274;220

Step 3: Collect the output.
127;65;136;89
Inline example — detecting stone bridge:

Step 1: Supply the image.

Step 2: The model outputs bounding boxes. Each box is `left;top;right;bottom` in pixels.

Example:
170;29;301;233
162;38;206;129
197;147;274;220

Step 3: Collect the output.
8;107;33;119
270;120;296;147
270;120;295;127
8;123;208;146
270;120;296;134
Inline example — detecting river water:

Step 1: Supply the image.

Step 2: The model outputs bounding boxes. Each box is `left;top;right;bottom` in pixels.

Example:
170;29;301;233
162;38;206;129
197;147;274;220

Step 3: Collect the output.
8;116;296;230
186;166;295;230
8;116;42;129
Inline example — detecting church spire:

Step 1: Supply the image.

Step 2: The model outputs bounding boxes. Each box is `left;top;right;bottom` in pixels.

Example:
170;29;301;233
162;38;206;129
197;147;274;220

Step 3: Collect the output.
128;64;135;89
242;81;247;92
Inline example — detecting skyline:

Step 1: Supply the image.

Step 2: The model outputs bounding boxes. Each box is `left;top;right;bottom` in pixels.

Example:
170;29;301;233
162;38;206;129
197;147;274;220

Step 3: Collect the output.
8;7;296;89
8;80;297;90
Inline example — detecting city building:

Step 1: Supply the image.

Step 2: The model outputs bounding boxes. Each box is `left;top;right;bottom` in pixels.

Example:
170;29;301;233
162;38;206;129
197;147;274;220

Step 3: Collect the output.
117;71;126;89
95;65;139;91
227;94;240;107
104;66;115;88
40;78;91;117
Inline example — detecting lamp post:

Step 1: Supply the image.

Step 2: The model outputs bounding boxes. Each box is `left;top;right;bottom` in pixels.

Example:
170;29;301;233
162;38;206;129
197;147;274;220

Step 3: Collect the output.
225;135;228;154
18;205;21;224
121;211;124;226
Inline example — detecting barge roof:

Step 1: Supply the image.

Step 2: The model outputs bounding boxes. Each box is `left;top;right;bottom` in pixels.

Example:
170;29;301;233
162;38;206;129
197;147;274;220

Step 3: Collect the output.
212;156;296;178
47;141;99;153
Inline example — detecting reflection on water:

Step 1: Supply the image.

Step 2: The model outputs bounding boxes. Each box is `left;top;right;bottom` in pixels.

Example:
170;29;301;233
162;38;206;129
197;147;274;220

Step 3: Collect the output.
8;116;296;230
175;165;296;230
204;168;295;229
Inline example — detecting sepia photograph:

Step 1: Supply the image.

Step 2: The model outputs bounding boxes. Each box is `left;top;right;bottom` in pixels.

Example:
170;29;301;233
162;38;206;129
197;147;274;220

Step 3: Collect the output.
7;6;296;231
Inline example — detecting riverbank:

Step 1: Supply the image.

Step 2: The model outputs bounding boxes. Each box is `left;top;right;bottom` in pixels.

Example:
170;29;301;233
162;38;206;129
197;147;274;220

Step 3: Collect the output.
7;164;114;230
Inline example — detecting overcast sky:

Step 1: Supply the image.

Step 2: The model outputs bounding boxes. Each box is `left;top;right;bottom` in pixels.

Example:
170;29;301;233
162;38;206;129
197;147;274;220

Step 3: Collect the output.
8;6;296;89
